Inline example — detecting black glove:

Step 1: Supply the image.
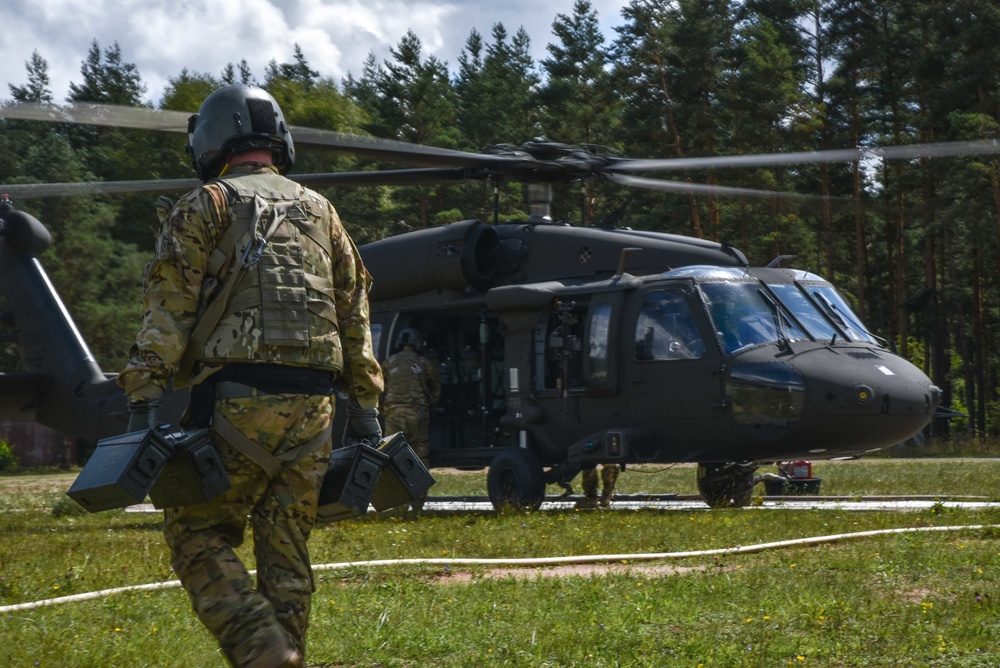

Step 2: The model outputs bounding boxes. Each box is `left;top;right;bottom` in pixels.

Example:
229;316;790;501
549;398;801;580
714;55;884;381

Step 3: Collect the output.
126;399;160;433
345;397;381;445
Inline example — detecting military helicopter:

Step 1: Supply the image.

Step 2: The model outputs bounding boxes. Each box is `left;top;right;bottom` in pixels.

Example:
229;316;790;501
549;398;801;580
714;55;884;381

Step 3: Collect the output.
2;102;984;510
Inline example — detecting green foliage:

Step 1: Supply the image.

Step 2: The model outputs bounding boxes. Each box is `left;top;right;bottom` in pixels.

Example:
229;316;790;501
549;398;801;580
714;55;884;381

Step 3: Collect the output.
0;438;19;471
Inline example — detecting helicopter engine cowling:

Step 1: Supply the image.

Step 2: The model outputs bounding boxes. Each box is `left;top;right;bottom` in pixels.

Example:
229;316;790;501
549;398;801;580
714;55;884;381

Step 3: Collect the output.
363;219;522;301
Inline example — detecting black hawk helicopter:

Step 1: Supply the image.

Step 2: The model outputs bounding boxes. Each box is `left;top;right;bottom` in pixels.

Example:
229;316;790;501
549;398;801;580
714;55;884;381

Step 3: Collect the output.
2;102;986;510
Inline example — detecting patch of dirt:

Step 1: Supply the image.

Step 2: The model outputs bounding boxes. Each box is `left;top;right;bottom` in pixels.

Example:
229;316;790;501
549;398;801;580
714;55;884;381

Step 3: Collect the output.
0;472;77;494
430;561;713;583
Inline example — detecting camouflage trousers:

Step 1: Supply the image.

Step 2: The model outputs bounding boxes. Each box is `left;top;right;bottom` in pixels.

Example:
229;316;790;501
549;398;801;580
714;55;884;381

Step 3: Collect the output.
581;464;619;506
384;404;430;465
163;392;333;668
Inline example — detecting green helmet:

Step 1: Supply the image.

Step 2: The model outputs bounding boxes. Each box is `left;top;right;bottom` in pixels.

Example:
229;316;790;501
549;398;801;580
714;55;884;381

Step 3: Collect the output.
396;327;424;351
185;84;295;180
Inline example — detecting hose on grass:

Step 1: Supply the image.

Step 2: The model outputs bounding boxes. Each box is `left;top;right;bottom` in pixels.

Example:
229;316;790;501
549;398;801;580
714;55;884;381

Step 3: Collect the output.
3;523;996;614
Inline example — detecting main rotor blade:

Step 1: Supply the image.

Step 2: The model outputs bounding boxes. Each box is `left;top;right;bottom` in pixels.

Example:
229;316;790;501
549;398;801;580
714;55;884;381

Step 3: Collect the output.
0;102;510;169
1;178;199;199
295;168;473;188
605;173;841;204
1;169;475;200
0;102;191;133
610;140;1000;173
290;128;511;169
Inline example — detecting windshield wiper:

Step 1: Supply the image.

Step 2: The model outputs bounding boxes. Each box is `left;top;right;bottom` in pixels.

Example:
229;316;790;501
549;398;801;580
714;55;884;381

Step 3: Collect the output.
757;288;790;351
812;291;887;347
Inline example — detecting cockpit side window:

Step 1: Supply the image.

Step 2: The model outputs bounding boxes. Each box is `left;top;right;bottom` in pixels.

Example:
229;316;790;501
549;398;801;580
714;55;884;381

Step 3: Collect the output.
633;290;705;361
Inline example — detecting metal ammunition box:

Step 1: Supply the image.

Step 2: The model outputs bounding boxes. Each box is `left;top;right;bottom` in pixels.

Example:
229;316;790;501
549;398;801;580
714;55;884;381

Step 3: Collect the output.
67;429;174;512
316;442;388;522
371;432;435;511
149;429;231;509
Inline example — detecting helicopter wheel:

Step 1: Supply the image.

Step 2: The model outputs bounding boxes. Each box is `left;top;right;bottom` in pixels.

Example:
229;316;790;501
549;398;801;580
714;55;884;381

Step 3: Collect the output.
487;448;546;512
697;462;758;509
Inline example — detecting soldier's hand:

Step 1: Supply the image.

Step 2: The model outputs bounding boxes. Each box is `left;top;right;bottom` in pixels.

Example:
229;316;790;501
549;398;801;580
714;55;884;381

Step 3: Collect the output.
126;399;160;432
345;397;381;445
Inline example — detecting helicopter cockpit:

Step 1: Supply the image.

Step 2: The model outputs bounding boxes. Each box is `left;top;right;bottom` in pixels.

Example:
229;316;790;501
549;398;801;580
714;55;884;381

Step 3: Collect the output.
665;266;879;355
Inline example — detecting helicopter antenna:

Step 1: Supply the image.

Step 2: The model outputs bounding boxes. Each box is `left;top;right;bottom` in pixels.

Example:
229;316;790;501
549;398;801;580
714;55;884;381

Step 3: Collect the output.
491;176;500;226
594;196;634;229
615;247;642;277
766;254;797;268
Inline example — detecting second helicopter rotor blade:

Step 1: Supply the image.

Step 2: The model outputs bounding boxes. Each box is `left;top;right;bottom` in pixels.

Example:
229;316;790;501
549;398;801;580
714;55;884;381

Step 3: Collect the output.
609;139;1000;173
1;178;200;199
604;172;843;204
295;168;475;188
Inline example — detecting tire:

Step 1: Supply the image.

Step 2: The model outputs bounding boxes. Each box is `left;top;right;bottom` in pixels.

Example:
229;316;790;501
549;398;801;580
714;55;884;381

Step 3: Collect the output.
487;448;546;511
697;462;757;508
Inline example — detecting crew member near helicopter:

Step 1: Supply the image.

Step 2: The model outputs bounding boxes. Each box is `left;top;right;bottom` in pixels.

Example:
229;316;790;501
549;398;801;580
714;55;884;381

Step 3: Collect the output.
576;464;620;509
381;327;441;474
117;83;383;668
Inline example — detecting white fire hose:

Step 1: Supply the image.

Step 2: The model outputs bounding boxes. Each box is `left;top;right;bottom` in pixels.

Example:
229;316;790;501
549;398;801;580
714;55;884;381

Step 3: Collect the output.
2;524;995;614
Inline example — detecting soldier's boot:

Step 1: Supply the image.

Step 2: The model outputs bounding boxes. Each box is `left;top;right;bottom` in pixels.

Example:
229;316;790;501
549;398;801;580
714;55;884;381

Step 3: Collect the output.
243;647;304;668
275;650;305;668
575;468;600;509
599;465;619;508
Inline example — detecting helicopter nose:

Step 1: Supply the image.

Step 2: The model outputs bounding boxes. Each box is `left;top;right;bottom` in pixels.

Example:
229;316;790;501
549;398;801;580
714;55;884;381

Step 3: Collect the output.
788;346;939;451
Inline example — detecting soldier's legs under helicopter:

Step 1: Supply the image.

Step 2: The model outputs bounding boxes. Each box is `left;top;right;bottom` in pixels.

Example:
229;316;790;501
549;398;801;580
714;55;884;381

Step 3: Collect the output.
163;393;332;668
384;404;430;509
600;464;620;507
575;464;620;509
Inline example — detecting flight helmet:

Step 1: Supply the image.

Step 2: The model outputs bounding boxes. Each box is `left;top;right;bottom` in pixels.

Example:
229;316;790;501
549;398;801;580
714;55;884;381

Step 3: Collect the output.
186;84;295;180
396;327;424;351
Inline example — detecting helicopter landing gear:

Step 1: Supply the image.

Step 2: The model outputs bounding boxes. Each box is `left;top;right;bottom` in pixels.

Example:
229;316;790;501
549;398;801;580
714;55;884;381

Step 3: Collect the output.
697;462;758;508
487;448;546;511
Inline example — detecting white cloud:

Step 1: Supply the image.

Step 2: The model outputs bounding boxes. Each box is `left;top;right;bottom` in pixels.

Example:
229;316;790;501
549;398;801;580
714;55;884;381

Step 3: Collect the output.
2;0;630;106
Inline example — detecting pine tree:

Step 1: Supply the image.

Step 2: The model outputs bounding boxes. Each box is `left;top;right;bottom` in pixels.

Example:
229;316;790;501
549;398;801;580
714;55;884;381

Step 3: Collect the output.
9;50;53;104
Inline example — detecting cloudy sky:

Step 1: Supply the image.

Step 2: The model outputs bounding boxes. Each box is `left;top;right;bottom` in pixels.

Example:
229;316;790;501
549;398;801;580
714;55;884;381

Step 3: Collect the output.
4;0;632;107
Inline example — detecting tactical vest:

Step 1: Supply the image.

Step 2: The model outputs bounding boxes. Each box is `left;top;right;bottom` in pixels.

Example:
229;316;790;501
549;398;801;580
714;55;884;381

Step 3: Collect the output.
383;349;433;408
196;171;344;374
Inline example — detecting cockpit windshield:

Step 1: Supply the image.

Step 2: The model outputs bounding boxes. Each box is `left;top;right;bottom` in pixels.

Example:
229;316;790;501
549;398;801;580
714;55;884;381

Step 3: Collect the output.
701;282;808;355
662;266;881;354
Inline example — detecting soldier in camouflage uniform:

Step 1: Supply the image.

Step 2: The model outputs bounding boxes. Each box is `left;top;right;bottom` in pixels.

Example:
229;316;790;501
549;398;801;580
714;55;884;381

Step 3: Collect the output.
380;328;441;467
118;84;383;668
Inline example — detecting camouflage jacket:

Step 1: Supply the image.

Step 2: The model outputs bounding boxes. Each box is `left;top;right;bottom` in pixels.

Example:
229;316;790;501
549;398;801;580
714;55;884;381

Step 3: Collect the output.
118;163;383;408
381;348;441;410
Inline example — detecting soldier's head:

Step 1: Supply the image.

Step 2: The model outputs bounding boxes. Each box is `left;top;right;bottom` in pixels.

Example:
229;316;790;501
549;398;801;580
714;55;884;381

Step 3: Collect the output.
186;83;295;181
396;327;424;352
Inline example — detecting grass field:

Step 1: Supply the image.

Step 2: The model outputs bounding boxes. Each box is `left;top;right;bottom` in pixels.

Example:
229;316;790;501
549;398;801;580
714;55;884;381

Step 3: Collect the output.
1;457;998;667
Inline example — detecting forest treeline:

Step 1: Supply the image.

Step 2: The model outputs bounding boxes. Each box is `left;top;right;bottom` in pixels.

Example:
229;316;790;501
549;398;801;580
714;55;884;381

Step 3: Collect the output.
1;0;999;440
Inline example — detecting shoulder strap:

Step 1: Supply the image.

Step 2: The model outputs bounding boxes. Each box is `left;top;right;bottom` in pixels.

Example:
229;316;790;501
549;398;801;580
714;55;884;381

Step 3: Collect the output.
213;409;332;485
174;189;268;388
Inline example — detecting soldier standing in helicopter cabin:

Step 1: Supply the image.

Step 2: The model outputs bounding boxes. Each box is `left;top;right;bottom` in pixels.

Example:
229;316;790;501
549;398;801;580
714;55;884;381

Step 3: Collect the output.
117;84;383;668
381;327;441;491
